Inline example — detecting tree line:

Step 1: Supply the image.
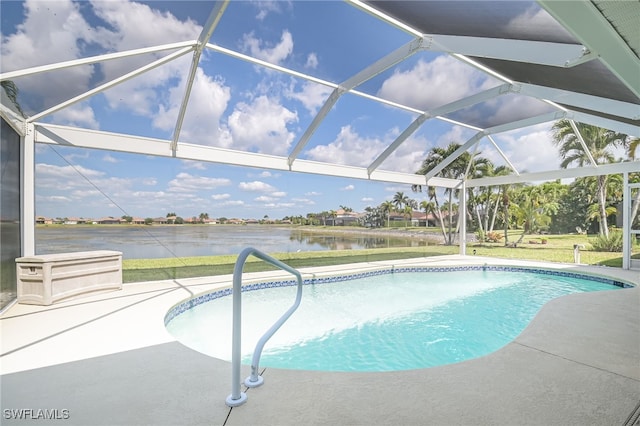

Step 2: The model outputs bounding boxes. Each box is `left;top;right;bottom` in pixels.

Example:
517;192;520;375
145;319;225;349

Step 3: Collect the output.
301;121;639;248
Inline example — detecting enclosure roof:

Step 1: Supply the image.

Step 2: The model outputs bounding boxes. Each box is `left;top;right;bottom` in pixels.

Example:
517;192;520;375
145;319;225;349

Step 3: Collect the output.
1;0;638;189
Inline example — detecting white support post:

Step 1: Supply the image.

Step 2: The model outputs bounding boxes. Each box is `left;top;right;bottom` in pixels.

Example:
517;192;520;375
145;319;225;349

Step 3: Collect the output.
459;180;467;256
22;122;36;256
622;172;630;270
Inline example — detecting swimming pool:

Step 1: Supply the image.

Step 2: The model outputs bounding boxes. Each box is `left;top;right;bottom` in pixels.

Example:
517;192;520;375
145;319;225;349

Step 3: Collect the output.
165;266;630;372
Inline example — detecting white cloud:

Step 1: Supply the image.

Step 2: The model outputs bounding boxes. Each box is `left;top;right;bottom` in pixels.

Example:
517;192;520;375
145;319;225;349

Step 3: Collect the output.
36;164;104;189
50;103;100;129
241;30;294;65
305;191;321;196
142;178;157;186
167;172;231;192
103;154;119;164
286;81;332;115
91;1;200;52
227;95;298;154
182;161;207;170
239;181;276;192
211;193;231;200
1;1;99;112
219;200;245;207
362;197;374;202
251;1;288;21
377;56;496;111
1;0;201;120
507;5;574;42
486;124;560;173
305;53;319;69
341;184;355;191
40;195;72;203
153;68;232;146
305;125;383;166
255;195;276;202
292;198;315;205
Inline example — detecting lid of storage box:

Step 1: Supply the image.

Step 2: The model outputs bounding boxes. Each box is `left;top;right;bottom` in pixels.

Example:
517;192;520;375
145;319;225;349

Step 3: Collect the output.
16;251;123;263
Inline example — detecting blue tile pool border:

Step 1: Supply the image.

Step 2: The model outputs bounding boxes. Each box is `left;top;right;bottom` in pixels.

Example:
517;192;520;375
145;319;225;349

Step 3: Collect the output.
163;265;633;326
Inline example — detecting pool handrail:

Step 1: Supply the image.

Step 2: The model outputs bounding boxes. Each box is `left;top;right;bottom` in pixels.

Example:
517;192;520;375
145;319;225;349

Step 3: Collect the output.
225;247;304;407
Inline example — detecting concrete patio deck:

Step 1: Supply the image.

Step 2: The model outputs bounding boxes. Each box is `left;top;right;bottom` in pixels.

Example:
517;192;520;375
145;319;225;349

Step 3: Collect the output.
1;256;639;425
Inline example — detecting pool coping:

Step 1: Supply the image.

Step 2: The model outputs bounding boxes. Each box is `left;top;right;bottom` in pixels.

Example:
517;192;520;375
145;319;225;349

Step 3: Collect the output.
1;255;639;425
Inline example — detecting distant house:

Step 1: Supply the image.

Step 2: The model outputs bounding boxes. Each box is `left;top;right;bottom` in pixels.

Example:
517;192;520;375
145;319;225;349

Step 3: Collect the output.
35;216;54;225
96;217;121;225
153;217;169;225
327;209;361;226
227;218;244;225
244;218;259;224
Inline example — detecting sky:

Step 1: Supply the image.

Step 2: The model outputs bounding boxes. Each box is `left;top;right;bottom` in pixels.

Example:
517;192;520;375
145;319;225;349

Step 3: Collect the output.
1;0;608;220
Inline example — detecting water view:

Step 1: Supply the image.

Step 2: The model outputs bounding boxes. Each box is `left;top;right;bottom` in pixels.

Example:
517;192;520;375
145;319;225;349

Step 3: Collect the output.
35;225;437;259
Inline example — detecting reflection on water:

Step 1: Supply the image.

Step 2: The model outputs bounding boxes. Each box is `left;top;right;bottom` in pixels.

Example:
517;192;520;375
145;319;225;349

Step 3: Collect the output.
36;225;437;259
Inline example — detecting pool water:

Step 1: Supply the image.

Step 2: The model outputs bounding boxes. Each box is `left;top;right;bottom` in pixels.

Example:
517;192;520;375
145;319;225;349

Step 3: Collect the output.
165;270;623;372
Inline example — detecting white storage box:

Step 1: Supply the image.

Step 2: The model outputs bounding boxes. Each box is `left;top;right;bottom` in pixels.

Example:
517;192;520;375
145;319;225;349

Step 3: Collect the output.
16;251;123;305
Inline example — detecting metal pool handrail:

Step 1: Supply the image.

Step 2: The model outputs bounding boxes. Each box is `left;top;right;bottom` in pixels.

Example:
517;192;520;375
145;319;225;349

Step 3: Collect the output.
225;247;304;407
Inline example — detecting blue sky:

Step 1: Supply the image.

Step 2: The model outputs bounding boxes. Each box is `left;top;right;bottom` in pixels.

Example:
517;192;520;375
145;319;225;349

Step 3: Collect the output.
1;0;575;220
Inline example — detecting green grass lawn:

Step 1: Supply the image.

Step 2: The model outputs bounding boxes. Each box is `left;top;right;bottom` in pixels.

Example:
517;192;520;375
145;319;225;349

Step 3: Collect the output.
122;233;636;283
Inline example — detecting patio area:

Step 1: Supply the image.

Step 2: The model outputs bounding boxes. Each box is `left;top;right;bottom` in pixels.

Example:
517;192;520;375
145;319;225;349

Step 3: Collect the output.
1;256;638;425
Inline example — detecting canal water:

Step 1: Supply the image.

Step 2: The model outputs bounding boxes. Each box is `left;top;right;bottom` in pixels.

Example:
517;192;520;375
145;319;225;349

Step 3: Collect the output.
35;225;437;259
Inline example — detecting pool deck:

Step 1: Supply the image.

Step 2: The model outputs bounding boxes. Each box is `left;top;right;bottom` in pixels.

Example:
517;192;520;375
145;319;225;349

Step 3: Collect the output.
1;255;639;425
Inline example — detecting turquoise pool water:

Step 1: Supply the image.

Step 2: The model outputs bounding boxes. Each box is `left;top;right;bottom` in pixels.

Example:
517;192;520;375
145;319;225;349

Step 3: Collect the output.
165;269;624;372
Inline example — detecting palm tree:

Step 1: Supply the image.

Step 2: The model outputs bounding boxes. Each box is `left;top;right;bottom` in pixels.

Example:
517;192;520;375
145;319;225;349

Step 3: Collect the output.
551;120;628;237
419;200;435;228
417;142;484;244
392;192;409;212
380;201;394;228
512;185;555;244
403;198;417;227
329;209;337;226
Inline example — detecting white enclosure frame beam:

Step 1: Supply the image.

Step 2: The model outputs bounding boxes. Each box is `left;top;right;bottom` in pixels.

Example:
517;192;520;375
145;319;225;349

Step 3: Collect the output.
623;173;630;270
21;123;36;256
287;37;425;165
458;180;467;256
424;132;485;180
569;120;598;167
486;135;519;175
32;123;463;189
367;83;512;175
0;41;196;81
27;47;194;123
483;111;567;135
427;34;591;68
568;111;640;137
539;0;640;99
467;160;640;188
170;1;229;153
516;83;640;120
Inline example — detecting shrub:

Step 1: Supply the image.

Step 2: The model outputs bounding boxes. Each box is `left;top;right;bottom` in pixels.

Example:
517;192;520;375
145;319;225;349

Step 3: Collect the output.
590;231;624;252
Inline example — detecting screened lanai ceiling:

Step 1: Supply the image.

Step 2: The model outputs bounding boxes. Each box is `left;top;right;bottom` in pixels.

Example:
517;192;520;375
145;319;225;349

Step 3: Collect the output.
1;0;639;191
